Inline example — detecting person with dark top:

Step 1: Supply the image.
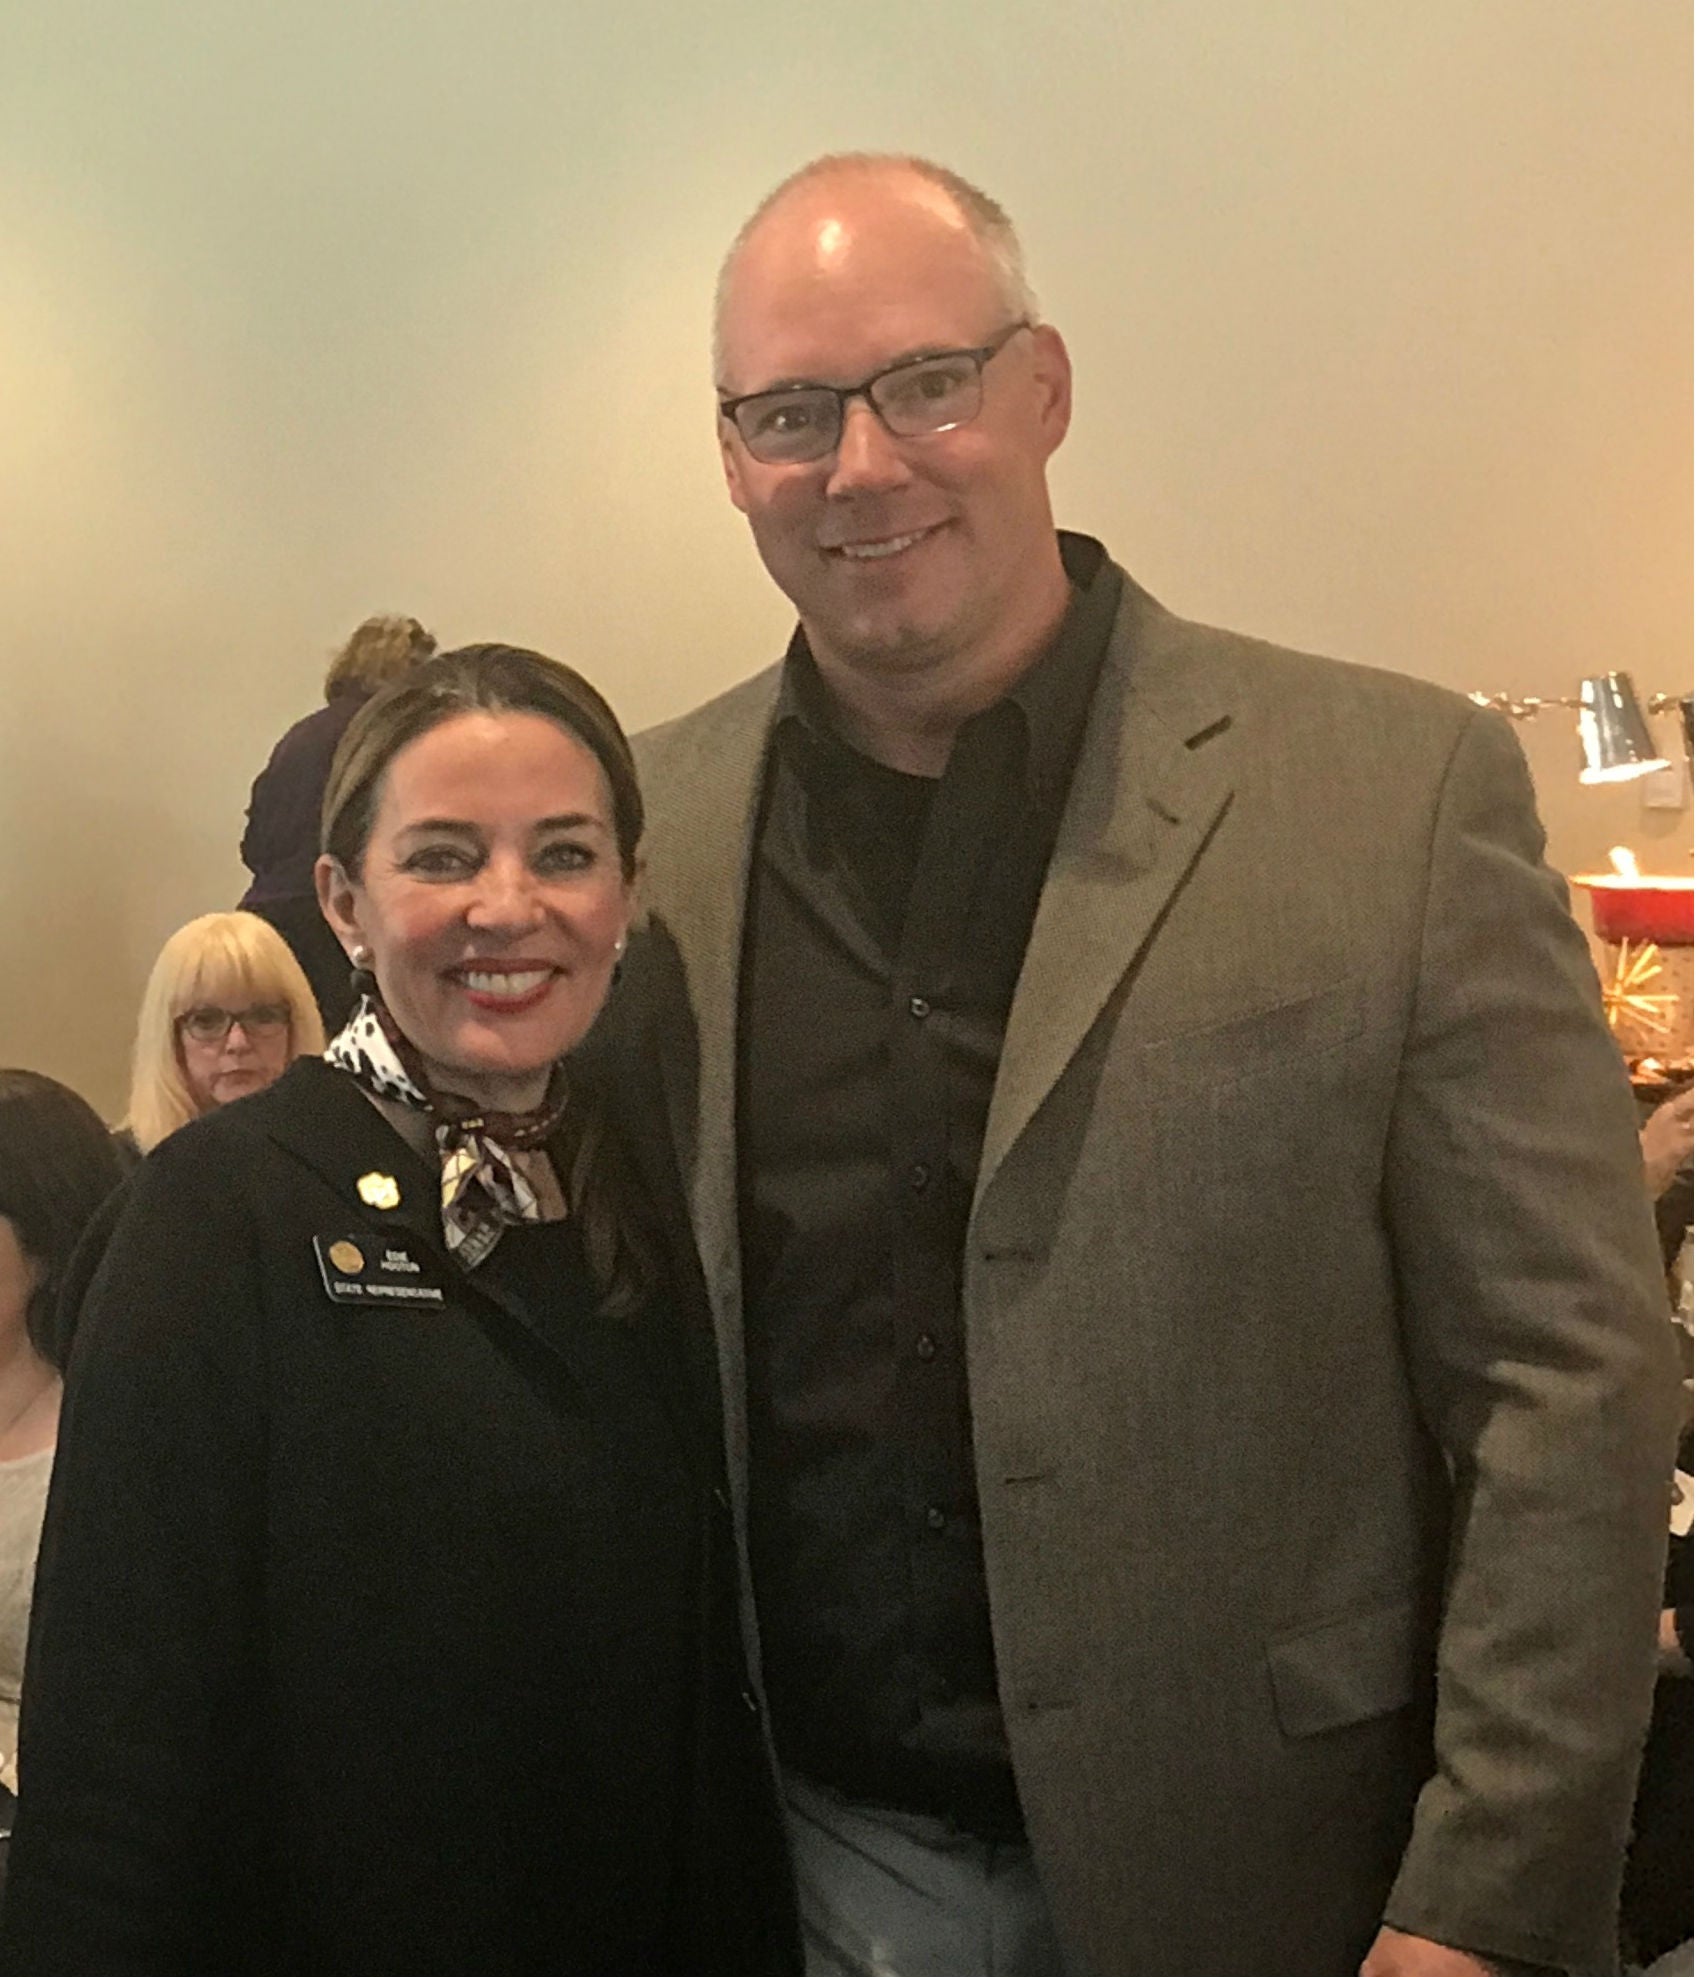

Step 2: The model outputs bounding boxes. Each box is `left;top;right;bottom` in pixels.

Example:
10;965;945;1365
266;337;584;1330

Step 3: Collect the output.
736;530;1115;1846
0;646;798;1976
240;613;436;1029
626;151;1677;1977
0;1072;131;1891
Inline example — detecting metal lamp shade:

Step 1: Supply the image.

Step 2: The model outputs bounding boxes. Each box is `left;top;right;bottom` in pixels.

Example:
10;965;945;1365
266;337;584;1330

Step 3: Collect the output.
1576;672;1669;784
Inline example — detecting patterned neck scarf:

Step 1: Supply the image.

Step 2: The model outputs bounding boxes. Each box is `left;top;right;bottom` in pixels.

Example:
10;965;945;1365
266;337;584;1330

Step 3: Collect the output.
325;993;571;1269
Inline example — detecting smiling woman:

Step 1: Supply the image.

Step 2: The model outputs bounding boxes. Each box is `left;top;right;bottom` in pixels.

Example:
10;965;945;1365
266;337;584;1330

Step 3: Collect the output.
0;648;798;1976
318;698;633;1118
314;645;645;1277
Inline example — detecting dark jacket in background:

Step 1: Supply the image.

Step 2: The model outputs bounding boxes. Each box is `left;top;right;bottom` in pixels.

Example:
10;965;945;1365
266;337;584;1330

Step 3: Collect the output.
0;1060;799;1977
239;692;367;906
238;692;368;1029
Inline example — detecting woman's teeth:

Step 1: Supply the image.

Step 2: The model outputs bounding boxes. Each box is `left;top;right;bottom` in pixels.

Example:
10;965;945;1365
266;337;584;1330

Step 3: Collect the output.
462;969;551;996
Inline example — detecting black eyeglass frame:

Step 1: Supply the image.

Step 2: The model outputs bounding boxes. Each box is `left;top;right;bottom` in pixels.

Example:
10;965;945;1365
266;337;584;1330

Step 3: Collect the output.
175;1003;293;1044
717;320;1033;463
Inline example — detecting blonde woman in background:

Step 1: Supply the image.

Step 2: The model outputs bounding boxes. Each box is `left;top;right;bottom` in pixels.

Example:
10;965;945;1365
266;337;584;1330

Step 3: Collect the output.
240;613;437;1028
122;911;324;1156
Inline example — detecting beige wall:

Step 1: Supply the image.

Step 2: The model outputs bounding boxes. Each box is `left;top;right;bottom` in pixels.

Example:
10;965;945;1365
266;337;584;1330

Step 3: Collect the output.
2;0;1689;1115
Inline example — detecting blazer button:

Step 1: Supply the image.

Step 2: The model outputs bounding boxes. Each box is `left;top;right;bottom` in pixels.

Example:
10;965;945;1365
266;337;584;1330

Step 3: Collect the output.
925;1505;946;1532
915;1333;937;1362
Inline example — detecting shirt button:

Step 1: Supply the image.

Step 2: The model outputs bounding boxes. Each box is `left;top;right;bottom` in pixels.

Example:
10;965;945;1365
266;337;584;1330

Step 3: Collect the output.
909;1162;931;1193
925;1505;947;1532
916;1333;937;1362
908;996;931;1020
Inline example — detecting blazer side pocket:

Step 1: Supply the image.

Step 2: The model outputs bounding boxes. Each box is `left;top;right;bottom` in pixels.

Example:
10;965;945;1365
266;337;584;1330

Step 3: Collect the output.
1265;1592;1423;1739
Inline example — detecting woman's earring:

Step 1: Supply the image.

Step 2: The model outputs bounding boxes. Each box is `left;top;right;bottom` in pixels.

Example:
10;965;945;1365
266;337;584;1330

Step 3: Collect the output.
611;932;627;987
348;944;376;1001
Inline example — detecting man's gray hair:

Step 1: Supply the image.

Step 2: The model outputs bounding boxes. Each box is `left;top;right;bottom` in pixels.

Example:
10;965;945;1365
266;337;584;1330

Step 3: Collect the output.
712;152;1041;386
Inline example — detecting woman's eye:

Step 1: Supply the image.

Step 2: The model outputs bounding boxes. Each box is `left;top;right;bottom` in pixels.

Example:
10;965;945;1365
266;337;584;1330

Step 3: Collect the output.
536;840;594;874
403;844;477;876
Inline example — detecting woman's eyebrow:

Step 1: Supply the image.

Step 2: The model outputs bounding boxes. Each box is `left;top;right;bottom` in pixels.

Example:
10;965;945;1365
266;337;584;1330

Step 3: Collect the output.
534;813;610;834
397;818;480;838
395;814;610;836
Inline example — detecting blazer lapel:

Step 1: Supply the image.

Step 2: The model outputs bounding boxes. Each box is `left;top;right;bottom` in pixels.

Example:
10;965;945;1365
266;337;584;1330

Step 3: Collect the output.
635;675;781;1522
264;1059;444;1251
977;580;1238;1207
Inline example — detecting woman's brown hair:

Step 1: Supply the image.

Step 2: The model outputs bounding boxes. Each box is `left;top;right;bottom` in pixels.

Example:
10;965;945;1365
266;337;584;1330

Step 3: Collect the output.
320;644;651;1313
322;615;437;702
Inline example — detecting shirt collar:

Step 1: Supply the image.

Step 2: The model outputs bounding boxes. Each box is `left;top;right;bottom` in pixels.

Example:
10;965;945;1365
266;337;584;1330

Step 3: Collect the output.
772;530;1121;806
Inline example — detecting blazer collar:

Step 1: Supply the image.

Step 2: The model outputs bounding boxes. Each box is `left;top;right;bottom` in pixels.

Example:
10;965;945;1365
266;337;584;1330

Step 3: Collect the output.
975;570;1240;1205
257;1058;444;1247
636;561;1241;1266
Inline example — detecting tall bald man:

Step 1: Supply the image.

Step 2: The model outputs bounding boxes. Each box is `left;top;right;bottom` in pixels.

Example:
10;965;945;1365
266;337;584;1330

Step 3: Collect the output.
623;155;1676;1977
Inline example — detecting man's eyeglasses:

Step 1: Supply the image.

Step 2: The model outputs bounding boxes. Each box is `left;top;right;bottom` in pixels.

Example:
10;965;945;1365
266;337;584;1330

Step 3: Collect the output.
718;320;1032;466
176;1003;291;1044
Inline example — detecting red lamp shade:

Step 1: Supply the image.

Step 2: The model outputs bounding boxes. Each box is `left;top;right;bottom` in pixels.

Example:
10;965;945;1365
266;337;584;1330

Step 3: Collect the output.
1571;874;1694;946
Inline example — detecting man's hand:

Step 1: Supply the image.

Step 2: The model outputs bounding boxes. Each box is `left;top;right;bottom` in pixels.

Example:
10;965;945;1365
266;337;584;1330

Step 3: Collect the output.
1641;1086;1695;1198
1360;1927;1497;1976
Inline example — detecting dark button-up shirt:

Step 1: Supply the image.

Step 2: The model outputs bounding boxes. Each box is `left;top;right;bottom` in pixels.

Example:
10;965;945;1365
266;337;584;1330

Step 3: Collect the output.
738;533;1122;1838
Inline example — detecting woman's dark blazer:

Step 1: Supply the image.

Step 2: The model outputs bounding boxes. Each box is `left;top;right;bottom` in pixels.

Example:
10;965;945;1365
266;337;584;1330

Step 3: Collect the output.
0;1058;799;1976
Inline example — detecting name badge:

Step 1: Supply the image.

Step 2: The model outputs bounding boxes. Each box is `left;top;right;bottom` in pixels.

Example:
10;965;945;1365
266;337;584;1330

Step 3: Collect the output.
313;1234;446;1308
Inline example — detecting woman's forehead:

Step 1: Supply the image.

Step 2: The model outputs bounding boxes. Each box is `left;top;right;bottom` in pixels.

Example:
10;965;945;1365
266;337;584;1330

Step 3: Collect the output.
377;711;611;825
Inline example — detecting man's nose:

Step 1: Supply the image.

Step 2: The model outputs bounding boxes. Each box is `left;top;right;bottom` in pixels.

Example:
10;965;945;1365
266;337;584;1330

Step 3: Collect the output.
825;397;911;497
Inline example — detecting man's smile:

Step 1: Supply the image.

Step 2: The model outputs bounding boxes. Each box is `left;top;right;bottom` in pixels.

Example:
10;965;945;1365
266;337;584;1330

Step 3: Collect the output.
823;521;950;563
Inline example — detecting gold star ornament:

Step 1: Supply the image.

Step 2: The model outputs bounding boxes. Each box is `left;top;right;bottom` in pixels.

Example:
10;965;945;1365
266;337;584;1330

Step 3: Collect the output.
357;1172;402;1211
1599;940;1678;1057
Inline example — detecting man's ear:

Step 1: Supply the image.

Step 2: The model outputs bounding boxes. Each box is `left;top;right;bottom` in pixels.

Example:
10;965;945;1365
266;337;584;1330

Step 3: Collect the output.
314;854;363;956
1028;324;1073;458
719;421;752;515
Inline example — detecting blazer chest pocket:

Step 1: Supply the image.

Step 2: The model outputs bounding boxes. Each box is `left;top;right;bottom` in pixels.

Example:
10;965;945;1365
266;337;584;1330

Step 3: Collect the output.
1265;1591;1423;1739
1136;977;1370;1089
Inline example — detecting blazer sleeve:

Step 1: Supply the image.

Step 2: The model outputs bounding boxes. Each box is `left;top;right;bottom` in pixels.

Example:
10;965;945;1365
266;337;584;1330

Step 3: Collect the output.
1377;709;1680;1976
0;1124;271;1975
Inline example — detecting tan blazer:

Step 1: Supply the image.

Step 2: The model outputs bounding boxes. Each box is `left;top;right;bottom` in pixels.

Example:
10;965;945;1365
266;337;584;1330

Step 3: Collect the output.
629;565;1677;1977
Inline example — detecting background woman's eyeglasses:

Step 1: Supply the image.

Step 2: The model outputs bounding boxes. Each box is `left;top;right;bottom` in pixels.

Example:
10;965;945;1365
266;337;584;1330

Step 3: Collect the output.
718;320;1031;466
176;1004;291;1044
